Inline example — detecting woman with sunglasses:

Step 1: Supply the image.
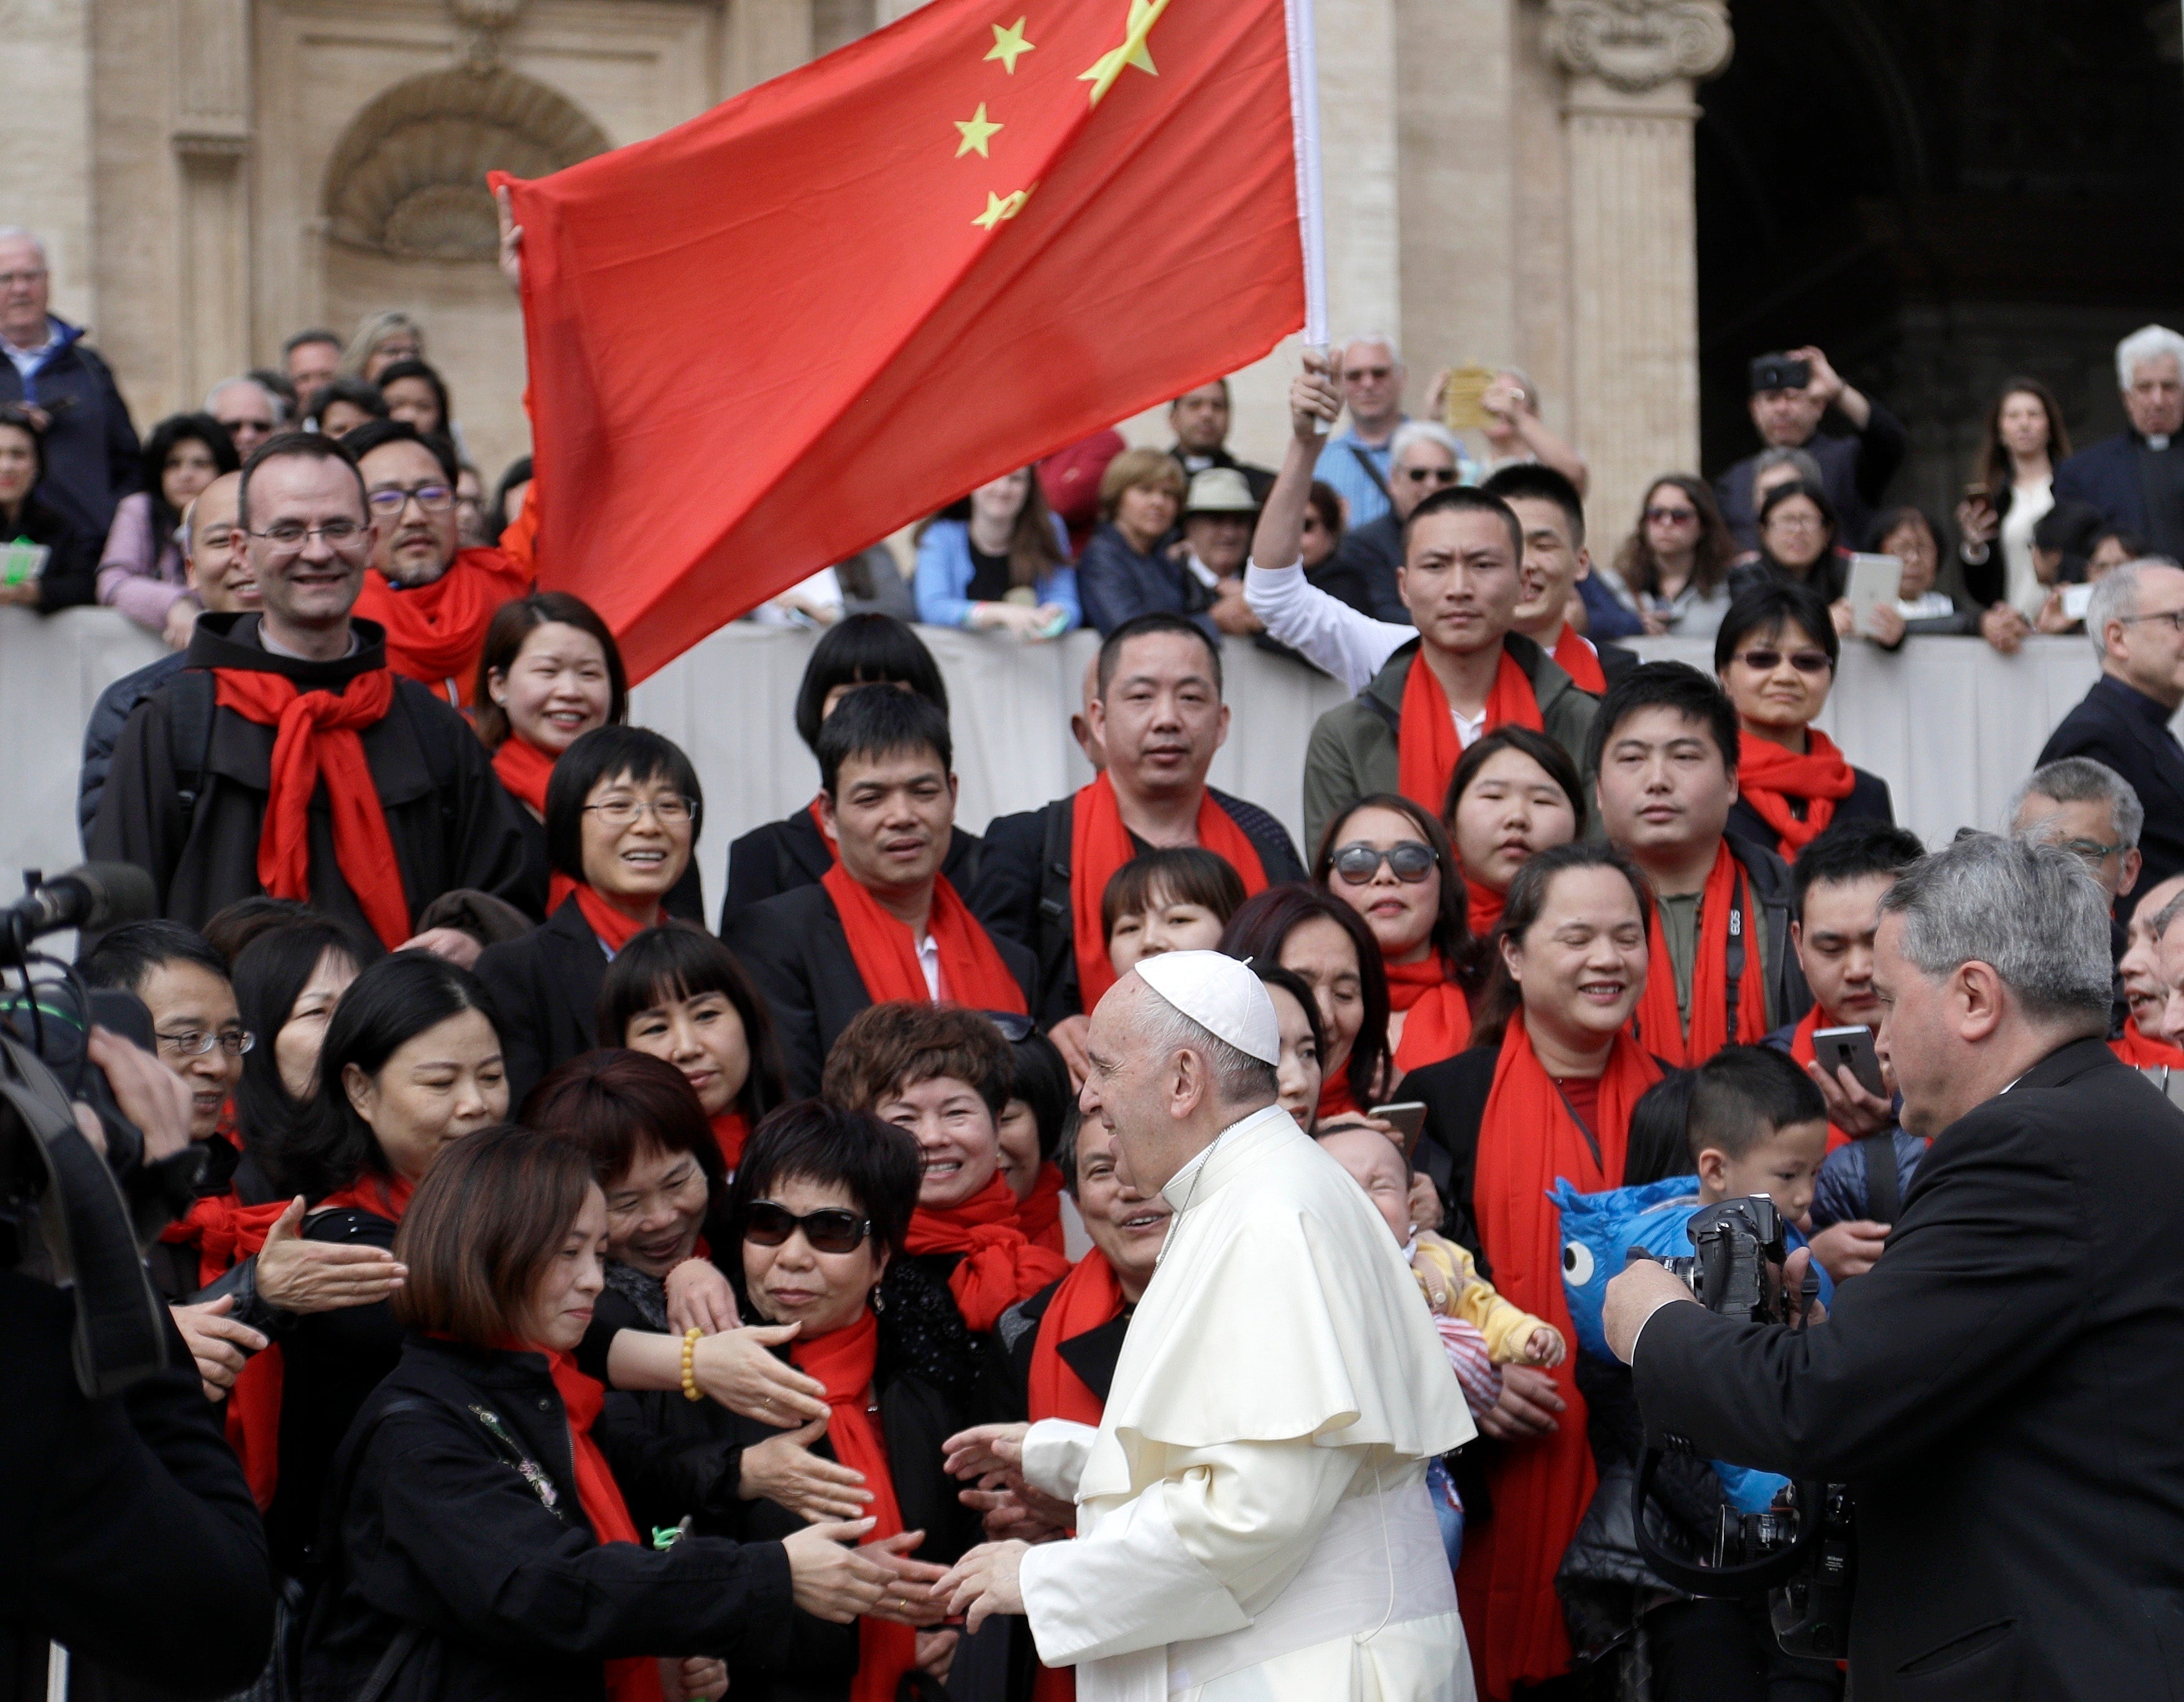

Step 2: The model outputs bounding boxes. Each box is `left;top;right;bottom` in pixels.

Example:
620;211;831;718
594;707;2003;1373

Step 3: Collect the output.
1315;795;1483;1078
1443;728;1585;939
1714;582;1894;863
1611;474;1735;637
476;726;704;1109
717;1101;979;1700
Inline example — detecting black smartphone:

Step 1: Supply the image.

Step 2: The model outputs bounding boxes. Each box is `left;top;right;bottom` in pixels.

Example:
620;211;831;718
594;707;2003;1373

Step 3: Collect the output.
1812;1025;1886;1098
1367;1101;1429;1164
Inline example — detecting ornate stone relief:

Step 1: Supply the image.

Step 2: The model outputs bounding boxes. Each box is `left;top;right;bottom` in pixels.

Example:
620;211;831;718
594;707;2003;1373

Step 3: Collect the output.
1543;0;1733;93
450;0;530;72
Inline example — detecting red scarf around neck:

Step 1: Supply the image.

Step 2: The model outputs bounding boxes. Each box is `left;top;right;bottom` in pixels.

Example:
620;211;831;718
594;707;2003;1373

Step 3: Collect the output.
1386;954;1472;1076
1736;729;1856;858
213;667;410;950
1550;627;1605;694
710;1109;749;1173
1467;883;1505;941
1016;1161;1068;1254
1631;841;1772;1068
568;886;652;955
1068;773;1270;1013
535;1346;662;1702
2113;1023;2184;1070
1316;1071;1361;1124
821;863;1027;1014
492;732;555;818
789;1312;914;1702
351;547;531;700
1458;1017;1660;1696
1397;646;1543;816
1027;1246;1122;1429
905;1173;1070;1333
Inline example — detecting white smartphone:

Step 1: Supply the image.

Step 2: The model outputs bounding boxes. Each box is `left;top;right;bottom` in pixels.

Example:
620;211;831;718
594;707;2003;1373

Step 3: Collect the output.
1812;1025;1886;1098
1845;553;1904;637
2061;582;2094;622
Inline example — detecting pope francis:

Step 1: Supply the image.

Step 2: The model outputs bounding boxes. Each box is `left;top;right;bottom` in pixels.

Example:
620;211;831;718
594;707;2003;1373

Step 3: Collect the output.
938;951;1477;1700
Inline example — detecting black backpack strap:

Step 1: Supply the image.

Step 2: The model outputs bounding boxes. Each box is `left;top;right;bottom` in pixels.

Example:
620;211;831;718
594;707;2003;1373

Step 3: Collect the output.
1036;800;1078;1016
1861;1134;1902;1226
1723;865;1748;1042
165;667;218;838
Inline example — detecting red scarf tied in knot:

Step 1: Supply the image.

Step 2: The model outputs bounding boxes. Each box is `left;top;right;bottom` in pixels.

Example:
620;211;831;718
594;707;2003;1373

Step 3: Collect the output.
351;547;532;701
564;887;651;955
214;667;410;950
905;1173;1070;1333
710;1109;749;1174
1736;729;1857;859
821;863;1026;1013
1386;953;1472;1076
1396;646;1543;817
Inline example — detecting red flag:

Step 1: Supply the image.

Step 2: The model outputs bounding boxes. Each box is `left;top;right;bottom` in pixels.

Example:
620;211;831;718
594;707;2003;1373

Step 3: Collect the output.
497;0;1307;680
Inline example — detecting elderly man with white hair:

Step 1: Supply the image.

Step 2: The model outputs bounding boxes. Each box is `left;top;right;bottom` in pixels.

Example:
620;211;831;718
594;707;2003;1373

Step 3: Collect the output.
2038;558;2184;922
2055;324;2184;556
1317;333;1473;533
0;225;141;540
1329;418;1468;622
203;376;286;459
938;950;1475;1701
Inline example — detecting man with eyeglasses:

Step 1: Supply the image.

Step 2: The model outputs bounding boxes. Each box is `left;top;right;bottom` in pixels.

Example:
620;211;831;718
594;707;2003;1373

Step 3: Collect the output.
204;375;286;459
1315;333;1474;534
91;431;531;951
342;418;532;704
1328;419;1467;624
2038;560;2184;923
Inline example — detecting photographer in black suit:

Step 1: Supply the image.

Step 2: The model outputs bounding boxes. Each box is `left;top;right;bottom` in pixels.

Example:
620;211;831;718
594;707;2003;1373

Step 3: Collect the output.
1604;833;2184;1700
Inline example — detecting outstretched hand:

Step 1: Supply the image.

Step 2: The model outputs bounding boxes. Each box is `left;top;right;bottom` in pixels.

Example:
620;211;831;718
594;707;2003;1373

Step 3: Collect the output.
937;1540;1029;1633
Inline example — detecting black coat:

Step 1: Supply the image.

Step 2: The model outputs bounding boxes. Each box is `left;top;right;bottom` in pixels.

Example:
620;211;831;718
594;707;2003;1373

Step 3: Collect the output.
724;882;1037;1096
971;789;1304;1025
720;807;984;932
0;318;141;540
475;896;611;1111
2054;432;2175;545
1713;401;1909;553
1724;765;1895;861
2;491;96;609
87;614;534;941
0;1272;273;1699
302;1334;792;1702
1329;512;1408;624
78;648;187;845
986;1275;1132;1422
2038;673;2184;925
1632;1038;2184;1700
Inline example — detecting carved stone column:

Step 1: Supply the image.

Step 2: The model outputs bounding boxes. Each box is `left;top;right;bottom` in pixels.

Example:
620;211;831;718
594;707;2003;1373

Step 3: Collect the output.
173;0;255;404
1545;0;1731;544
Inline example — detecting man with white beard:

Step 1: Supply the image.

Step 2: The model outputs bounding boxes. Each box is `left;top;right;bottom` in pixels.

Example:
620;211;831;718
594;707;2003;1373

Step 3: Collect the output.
938;951;1475;1701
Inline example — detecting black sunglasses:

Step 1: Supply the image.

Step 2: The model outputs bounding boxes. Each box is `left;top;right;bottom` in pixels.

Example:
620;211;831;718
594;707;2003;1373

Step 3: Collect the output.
1331;841;1437;885
744;1201;873;1255
1732;647;1833;675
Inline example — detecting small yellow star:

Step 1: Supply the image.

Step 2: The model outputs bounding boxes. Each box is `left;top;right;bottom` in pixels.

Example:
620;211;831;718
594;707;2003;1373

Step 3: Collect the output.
1080;0;1168;106
972;187;1032;229
984;17;1034;74
954;103;1003;159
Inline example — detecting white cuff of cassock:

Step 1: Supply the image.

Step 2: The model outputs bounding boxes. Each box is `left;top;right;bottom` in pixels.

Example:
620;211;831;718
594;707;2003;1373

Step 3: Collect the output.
1019;1484;1253;1667
1622;1294;1690;1365
1022;1418;1098;1503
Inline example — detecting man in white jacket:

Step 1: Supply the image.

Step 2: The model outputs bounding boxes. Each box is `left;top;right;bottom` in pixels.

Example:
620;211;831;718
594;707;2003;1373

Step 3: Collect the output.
938;951;1476;1701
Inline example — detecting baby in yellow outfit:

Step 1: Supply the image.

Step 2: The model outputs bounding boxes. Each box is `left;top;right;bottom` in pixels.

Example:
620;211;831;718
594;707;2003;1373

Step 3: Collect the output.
1409;1229;1565;1367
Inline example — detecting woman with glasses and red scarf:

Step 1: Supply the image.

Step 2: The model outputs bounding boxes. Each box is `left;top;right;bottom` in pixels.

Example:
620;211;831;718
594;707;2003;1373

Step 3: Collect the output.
1714;581;1895;863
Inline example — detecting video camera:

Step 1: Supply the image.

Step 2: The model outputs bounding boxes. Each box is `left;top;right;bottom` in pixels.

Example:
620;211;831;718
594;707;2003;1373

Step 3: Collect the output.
1632;1196;1857;1660
0;862;187;1397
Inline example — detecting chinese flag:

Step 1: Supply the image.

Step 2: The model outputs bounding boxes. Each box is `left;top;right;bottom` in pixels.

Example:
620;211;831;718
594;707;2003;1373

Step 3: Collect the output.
495;0;1307;680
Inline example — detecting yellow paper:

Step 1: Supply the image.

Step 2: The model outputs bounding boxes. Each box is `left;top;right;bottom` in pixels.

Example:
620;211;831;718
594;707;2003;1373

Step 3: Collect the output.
1442;364;1493;432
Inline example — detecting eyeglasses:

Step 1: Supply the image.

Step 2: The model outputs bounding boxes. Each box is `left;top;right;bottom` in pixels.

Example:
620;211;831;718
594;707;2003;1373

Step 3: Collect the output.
743;1201;873;1254
1645;506;1699;525
155;1027;255;1059
0;270;48;289
2060;838;2127;867
1732;647;1833;675
582;795;699;827
1330;841;1437;885
1399;466;1459;486
1343;366;1394;383
1767;512;1825;532
250;519;369;553
2119;608;2184;634
366;483;455;517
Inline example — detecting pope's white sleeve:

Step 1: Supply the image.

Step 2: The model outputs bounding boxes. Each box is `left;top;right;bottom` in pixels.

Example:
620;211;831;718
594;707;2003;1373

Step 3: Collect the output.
1018;1438;1363;1667
1242;560;1409;693
1021;1418;1098;1502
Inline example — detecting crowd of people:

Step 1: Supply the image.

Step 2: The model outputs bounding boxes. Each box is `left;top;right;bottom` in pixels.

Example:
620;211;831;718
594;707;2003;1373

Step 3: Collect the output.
11;199;2184;1702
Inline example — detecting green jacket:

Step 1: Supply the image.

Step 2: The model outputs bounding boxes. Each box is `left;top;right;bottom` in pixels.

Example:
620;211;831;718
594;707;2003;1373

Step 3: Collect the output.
1301;632;1599;856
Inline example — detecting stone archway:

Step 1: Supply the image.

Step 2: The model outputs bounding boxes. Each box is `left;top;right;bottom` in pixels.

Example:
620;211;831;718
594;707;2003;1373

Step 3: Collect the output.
322;67;609;262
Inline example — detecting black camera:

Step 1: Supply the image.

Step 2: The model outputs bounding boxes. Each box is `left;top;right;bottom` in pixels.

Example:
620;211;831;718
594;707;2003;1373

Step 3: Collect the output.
1633;1195;1857;1660
1749;354;1813;395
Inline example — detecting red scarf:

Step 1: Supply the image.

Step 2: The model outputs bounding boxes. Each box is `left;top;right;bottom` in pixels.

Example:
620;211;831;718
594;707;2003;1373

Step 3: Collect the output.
1027;1246;1121;1428
1631;841;1771;1068
1468;884;1504;941
1736;729;1856;858
492;733;555;818
1017;1161;1068;1254
821;863;1027;1014
1068;774;1270;1014
1550;627;1605;694
1315;1071;1361;1124
1387;954;1471;1076
1397;647;1543;816
1786;1006;1862;1152
351;547;531;701
213;667;410;950
790;1312;915;1702
710;1110;749;1173
2112;1024;2184;1069
1458;1017;1660;1696
905;1173;1070;1333
568;886;652;955
537;1347;662;1702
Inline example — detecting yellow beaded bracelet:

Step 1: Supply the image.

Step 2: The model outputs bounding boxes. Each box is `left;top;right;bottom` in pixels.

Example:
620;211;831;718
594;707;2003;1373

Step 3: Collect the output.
680;1326;703;1402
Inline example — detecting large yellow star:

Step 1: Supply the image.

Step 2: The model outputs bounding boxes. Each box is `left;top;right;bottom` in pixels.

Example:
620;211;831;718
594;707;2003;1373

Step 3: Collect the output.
972;187;1032;229
984;17;1034;74
1080;0;1168;106
954;103;1003;159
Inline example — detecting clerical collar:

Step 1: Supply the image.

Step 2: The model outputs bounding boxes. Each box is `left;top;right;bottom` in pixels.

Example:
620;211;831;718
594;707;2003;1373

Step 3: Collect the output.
257;619;361;660
2148;433;2173;453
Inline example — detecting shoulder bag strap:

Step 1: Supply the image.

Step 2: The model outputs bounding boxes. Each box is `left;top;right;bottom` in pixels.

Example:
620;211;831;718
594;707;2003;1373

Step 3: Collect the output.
1346;440;1392;502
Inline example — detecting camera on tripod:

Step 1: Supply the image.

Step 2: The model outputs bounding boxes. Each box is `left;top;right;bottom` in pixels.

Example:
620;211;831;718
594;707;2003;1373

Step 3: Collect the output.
1633;1195;1857;1660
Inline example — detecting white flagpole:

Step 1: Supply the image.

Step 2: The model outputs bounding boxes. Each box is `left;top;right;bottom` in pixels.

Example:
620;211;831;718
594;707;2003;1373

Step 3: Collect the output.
1284;0;1330;422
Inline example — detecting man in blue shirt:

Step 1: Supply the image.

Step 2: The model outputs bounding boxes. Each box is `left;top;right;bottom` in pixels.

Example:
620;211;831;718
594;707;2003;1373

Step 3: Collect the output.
1316;334;1412;531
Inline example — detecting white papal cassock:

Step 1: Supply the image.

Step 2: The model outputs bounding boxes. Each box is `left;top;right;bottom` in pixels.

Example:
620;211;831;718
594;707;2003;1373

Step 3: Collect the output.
1017;1104;1478;1701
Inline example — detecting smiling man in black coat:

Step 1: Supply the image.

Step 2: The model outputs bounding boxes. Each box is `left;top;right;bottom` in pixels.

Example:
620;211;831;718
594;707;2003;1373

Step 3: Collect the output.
1604;835;2184;1700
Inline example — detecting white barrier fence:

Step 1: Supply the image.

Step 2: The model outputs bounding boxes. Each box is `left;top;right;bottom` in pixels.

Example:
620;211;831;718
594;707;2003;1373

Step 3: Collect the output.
0;607;2137;913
